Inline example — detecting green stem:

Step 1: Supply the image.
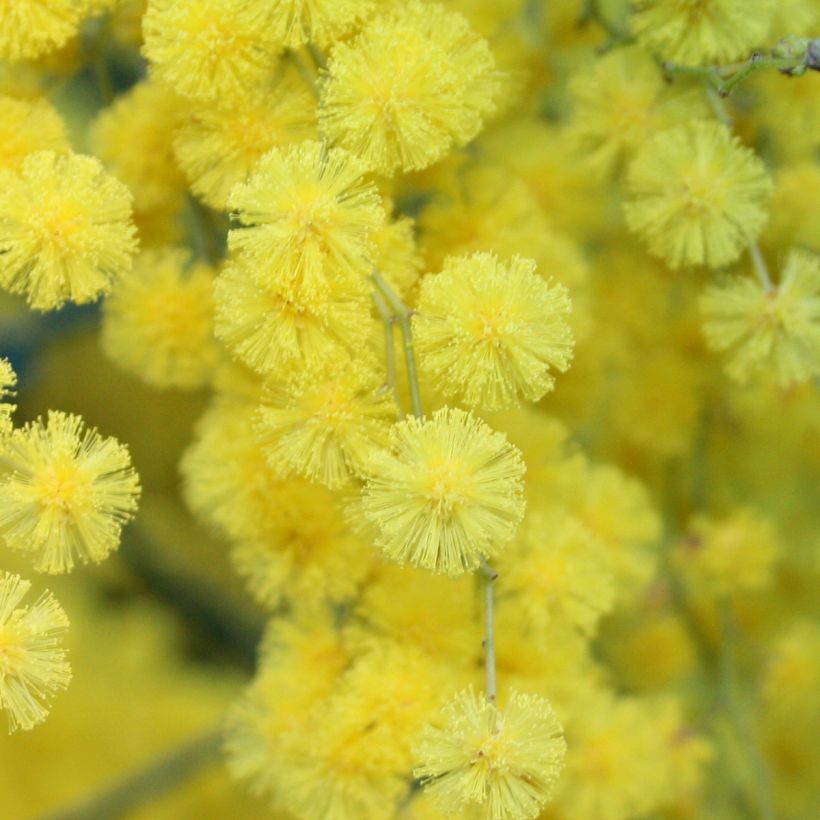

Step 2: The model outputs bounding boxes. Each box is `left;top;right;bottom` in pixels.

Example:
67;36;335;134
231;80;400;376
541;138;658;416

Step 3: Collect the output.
664;53;807;96
480;557;499;706
372;289;402;414
371;271;424;419
749;242;774;292
42;728;222;820
718;605;776;820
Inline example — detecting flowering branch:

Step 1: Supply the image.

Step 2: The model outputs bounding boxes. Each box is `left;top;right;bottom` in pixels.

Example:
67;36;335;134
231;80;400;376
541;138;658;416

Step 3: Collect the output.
663;36;819;96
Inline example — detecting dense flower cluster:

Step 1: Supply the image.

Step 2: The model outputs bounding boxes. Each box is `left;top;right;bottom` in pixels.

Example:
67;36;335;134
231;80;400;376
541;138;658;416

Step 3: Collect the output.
0;2;818;820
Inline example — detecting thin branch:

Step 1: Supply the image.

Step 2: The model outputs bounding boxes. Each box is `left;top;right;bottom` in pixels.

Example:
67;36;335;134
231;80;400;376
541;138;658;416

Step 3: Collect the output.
372;289;402;414
41;728;222;820
749;242;774;291
480;557;499;706
371;271;424;419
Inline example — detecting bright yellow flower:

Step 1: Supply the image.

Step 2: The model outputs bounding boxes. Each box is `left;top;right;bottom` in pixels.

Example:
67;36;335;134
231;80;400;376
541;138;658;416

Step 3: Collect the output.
256;356;396;489
101;247;218;389
0;94;68;173
415;688;566;820
414;253;574;412
214;260;376;379
498;510;615;635
632;0;776;65
361;407;526;575
0;0;93;62
700;248;820;386
142;0;284;101
0;411;141;574
0;150;138;311
173;77;316;210
624;121;772;269
0;573;71;732
228;141;384;298
267;0;374;48
568;46;707;176
320;0;498;175
90;80;188;212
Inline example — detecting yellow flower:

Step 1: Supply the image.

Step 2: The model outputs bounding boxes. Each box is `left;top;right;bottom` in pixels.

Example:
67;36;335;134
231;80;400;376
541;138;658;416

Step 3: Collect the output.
414;253;574;412
227;141;384;298
0;573;71;732
675;508;780;599
214;259;376;379
632;0;776;65
0;150;138;311
267;0;374;48
101;247;218;389
90;80;188;213
226;612;350;802
414;688;566;820
142;0;284;101
568;46;707;176
0;357;15;437
0;411;141;574
231;479;374;611
361;407;526;576
320;0;498;175
498;510;615;635
173;77;316;210
624;121;772;269
700;248;820;386
0;94;68;173
0;0;92;62
256;356;396;489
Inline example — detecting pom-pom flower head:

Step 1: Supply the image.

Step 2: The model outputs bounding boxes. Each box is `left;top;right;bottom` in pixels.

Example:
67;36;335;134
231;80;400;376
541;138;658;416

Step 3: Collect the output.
0;0;92;62
0;95;68;173
173;78;317;210
0;150;138;311
142;0;284;101
414;688;566;820
700;248;820;386
414;253;574;412
101;247;218;389
268;0;374;48
228;141;384;298
320;0;498;175
0;357;16;437
0;411;141;574
361;407;526;575
214;260;375;379
0;573;71;733
624;121;772;270
632;0;776;65
256;357;397;489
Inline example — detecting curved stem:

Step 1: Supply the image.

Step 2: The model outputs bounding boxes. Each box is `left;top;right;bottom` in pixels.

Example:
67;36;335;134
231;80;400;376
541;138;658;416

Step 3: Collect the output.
41;728;222;820
372;289;402;414
749;242;774;291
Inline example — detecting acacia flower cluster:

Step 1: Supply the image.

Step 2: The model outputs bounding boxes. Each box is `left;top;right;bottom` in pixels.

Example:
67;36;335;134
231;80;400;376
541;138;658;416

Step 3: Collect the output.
0;1;818;818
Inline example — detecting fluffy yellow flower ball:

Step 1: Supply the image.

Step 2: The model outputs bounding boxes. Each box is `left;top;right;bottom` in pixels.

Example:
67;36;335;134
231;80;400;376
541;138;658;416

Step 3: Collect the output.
361;407;526;576
624;120;772;270
415;688;566;820
0;411;141;574
0;150;138;311
0;573;71;732
414;253;574;412
320;0;498;175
